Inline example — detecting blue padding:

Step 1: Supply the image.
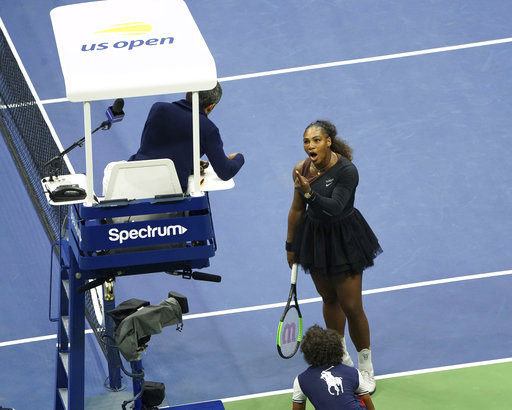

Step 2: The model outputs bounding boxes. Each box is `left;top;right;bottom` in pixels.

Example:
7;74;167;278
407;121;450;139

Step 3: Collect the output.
164;400;224;409
66;195;216;275
80;214;213;251
73;242;214;272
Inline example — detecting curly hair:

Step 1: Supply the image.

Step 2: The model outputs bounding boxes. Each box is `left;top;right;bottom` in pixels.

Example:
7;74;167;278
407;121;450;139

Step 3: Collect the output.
305;120;353;161
300;325;344;367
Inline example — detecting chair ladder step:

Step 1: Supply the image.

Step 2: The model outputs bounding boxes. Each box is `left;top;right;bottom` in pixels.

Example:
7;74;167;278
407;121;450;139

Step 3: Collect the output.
59;352;69;376
62;279;70;299
58;388;69;410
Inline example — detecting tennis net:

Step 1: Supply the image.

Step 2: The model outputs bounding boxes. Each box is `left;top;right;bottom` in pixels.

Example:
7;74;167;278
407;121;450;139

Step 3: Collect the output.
0;23;70;244
0;21;107;357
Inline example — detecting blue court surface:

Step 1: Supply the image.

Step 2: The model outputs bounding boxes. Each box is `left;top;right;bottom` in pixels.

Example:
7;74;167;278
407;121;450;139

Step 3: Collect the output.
1;1;511;409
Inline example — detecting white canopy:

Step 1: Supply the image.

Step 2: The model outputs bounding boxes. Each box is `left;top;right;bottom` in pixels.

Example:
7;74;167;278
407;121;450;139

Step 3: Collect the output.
49;0;218;202
50;0;217;101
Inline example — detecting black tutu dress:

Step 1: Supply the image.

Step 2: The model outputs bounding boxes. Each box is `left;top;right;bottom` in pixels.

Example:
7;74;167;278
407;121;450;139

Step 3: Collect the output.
292;155;382;276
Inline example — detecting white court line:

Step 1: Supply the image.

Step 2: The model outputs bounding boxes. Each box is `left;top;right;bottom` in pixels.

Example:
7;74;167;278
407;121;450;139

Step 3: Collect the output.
3;269;510;348
0;329;94;348
41;97;68;105
37;36;512;106
183;269;512;320
221;357;512;403
0;333;57;347
0;17;75;173
219;37;512;82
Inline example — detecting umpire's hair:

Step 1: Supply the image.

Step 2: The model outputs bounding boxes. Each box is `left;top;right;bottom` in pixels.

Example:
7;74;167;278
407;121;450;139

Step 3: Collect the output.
305;120;353;161
300;325;344;367
187;82;223;109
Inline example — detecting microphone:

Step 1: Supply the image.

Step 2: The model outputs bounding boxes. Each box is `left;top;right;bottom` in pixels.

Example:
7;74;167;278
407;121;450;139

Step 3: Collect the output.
105;98;125;124
191;271;222;283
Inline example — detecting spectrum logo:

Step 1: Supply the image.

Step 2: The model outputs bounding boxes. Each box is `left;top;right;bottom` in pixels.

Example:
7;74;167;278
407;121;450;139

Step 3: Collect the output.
81;22;174;52
109;224;188;244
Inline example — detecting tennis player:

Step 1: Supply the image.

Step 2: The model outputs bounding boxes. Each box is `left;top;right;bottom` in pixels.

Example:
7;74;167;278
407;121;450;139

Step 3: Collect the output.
292;325;375;409
286;120;382;393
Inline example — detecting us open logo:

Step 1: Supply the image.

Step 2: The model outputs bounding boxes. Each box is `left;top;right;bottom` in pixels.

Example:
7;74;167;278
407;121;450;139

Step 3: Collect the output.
81;22;174;52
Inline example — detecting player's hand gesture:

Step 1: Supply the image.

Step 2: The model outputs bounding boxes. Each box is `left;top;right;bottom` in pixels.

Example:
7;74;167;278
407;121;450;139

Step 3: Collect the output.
294;170;311;195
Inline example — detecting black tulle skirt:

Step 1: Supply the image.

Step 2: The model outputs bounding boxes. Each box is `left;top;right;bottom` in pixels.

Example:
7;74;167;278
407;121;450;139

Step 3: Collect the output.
292;208;382;276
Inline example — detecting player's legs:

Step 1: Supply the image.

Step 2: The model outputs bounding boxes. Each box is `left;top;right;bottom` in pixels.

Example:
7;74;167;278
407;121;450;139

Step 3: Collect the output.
335;272;375;393
310;270;346;334
310;270;353;367
310;270;375;393
334;273;370;350
309;271;369;347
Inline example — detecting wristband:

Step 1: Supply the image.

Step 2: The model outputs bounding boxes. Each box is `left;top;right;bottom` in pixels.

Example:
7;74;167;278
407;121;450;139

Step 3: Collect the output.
285;241;293;252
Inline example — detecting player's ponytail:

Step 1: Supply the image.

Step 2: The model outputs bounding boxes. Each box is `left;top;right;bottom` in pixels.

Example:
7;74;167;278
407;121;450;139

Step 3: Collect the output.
305;120;353;161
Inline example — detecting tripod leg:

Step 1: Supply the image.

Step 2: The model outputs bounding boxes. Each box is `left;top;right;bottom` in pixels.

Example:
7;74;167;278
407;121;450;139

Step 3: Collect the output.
131;360;144;410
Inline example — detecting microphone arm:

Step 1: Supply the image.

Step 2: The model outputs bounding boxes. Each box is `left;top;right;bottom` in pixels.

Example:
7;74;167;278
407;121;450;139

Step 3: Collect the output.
44;120;111;175
44;98;124;177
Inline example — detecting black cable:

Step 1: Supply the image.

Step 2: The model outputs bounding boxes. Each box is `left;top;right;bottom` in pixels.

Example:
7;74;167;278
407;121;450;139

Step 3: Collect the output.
100;334;144;380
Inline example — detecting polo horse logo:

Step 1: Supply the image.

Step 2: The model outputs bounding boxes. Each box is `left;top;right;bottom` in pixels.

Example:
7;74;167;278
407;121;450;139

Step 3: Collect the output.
321;367;344;396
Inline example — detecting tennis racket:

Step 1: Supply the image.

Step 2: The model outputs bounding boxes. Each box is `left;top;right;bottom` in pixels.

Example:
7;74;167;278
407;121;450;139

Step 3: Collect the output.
277;263;303;359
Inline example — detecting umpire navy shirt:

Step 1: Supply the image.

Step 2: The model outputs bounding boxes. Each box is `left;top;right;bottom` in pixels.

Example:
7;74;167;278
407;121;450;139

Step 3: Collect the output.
129;99;244;191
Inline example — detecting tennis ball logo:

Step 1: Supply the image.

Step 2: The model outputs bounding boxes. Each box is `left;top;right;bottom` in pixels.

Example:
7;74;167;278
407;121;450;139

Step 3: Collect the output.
95;22;153;35
81;22;174;52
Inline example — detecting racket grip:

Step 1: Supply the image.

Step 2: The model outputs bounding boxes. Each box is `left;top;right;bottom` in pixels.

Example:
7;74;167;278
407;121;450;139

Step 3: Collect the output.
291;263;298;284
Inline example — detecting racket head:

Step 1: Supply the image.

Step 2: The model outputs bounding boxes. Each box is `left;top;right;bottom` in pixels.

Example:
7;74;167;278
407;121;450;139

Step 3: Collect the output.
277;303;303;359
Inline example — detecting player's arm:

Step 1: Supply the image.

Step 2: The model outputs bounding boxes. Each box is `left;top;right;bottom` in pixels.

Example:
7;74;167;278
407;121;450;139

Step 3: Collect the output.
299;163;358;216
360;394;375;410
286;163;306;267
287;188;306;242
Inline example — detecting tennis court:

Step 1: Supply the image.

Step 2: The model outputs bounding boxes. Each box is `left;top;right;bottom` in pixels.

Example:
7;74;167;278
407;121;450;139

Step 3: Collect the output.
1;1;511;409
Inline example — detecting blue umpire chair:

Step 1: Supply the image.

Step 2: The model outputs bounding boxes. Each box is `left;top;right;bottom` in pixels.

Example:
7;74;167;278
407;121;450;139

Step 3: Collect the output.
48;1;229;407
51;158;224;410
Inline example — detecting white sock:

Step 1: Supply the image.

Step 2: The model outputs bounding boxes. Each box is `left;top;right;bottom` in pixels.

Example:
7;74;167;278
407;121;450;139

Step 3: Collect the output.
340;335;348;352
357;348;373;372
340;336;353;366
